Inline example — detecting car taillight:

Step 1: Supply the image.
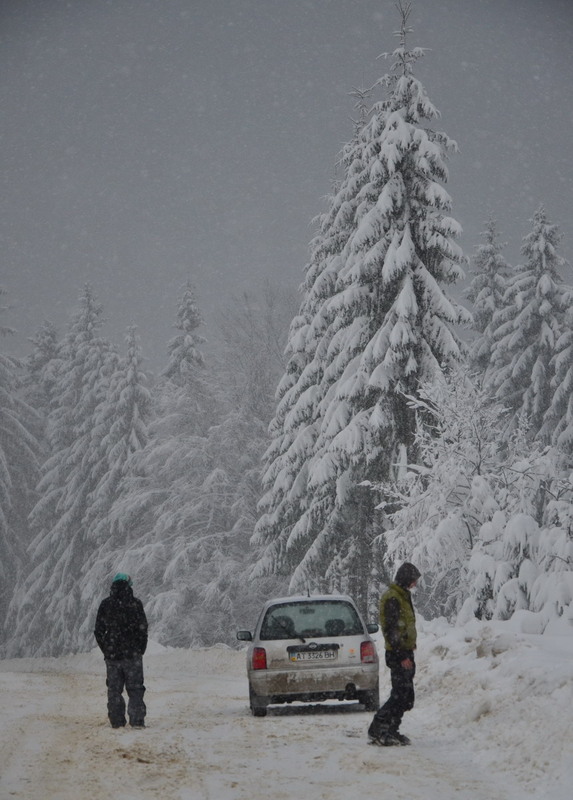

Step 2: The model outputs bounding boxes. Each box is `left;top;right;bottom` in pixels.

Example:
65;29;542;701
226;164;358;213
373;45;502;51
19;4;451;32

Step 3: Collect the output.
252;647;267;670
360;641;377;664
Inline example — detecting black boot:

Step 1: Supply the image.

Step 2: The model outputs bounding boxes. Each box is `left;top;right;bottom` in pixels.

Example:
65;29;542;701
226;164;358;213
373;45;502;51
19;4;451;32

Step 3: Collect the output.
368;719;389;743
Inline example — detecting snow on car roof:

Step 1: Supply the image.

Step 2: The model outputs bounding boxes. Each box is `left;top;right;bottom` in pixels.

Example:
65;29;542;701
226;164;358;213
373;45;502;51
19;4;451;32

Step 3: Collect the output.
261;594;356;609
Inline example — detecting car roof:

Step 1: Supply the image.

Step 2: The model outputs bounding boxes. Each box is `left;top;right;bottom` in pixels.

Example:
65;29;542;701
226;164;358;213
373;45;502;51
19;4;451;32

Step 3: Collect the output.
261;594;357;610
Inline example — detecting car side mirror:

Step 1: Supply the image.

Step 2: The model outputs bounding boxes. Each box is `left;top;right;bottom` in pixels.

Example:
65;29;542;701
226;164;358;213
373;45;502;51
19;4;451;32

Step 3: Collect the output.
367;623;379;634
236;630;253;642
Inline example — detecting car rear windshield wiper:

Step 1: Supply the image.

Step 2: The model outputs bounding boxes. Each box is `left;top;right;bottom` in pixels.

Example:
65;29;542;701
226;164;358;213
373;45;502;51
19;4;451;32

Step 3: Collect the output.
275;616;305;643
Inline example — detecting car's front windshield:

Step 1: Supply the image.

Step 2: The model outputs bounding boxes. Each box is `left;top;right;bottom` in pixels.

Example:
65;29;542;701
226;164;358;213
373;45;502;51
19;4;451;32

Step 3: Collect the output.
259;600;363;640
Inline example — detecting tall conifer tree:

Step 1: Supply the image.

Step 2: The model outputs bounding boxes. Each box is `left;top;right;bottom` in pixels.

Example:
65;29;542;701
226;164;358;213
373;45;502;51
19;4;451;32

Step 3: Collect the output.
6;285;117;656
163;278;205;385
0;290;40;635
466;216;512;373
254;2;470;609
159;278;214;438
485;206;568;440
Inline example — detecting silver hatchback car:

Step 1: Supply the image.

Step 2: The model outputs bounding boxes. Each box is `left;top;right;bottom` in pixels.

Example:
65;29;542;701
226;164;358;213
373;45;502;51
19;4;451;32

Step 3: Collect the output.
237;594;380;716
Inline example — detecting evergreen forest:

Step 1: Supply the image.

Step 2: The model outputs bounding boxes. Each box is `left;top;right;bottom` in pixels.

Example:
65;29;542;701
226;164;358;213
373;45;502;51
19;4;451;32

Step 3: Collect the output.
2;3;572;657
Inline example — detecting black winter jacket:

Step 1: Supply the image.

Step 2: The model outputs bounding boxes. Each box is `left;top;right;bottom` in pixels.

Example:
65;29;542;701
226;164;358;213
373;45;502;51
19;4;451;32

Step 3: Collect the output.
94;581;148;661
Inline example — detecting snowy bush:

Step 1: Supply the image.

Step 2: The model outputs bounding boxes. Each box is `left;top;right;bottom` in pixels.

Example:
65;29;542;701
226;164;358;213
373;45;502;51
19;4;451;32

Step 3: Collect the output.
379;368;506;618
463;445;573;629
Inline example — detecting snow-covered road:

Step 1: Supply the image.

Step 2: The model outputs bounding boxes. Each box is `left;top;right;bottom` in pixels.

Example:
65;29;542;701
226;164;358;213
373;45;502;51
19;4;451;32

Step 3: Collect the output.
1;620;571;800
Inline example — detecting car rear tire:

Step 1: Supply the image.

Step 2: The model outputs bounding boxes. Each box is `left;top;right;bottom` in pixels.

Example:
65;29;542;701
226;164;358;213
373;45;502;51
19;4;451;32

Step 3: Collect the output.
358;687;380;712
249;685;268;717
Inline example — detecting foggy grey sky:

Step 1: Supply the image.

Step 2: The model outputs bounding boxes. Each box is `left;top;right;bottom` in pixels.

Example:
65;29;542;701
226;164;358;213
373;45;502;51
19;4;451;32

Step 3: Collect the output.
1;0;572;371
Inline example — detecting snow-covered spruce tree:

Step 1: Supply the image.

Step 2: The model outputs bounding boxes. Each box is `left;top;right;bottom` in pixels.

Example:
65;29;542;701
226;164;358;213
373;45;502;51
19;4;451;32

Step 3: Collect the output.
466;215;512;373
0;291;41;638
158;278;215;439
5;285;117;657
254;3;470;613
485;206;568;441
163;278;205;386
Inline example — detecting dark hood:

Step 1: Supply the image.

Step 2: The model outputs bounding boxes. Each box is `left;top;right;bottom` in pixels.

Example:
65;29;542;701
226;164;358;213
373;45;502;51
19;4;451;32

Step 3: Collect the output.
395;562;421;588
110;580;134;602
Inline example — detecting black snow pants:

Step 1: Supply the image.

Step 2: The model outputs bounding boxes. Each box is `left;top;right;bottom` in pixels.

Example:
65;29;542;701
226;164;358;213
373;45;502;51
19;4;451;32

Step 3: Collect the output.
371;650;415;733
105;655;146;727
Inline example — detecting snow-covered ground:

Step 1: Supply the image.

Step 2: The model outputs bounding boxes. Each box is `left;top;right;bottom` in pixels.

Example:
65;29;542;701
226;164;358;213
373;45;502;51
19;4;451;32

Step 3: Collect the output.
1;617;571;800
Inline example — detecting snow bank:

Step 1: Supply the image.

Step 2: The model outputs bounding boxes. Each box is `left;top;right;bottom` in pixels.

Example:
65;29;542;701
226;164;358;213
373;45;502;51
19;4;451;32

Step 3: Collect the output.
415;617;573;799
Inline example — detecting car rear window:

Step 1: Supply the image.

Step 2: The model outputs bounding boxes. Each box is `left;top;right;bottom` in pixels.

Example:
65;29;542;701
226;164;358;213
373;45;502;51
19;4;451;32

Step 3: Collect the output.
259;600;364;640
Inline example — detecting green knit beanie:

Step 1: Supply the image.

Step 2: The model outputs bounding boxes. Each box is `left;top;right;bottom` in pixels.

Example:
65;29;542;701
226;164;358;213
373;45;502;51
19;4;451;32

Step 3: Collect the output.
112;572;132;586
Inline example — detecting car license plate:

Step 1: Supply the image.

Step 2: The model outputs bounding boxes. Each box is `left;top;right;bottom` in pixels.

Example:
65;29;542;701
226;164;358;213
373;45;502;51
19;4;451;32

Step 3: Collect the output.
292;650;337;662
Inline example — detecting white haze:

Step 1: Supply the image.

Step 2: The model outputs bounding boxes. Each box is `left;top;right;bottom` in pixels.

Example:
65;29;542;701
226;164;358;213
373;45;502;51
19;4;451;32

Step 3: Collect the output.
1;0;572;368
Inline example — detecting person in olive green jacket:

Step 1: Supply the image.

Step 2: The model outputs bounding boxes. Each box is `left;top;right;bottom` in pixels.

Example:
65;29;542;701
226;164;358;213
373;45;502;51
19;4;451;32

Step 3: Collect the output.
368;562;421;746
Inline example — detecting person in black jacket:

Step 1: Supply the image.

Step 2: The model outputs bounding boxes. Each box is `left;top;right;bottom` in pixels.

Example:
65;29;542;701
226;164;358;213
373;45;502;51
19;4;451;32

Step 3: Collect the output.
94;573;148;729
368;562;421;746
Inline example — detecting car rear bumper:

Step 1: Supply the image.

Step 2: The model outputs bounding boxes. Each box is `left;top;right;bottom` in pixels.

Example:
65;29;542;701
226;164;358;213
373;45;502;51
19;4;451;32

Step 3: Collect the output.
249;663;379;701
